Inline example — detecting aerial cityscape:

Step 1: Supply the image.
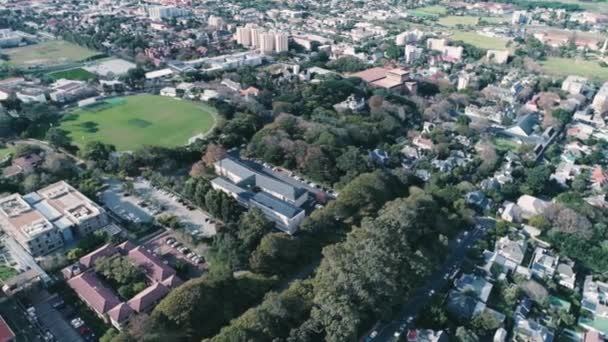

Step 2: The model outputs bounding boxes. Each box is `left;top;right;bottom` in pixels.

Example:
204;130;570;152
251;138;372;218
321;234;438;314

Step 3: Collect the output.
0;0;607;341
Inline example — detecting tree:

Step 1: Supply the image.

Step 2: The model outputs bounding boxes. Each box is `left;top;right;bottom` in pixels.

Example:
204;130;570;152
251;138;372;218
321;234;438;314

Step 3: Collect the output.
45;127;72;149
80;141;116;165
43;153;76;179
100;328;120;342
522;165;553;195
455;327;480;342
67;247;85;262
202;144;227;166
237;208;274;252
470;310;501;336
250;233;301;275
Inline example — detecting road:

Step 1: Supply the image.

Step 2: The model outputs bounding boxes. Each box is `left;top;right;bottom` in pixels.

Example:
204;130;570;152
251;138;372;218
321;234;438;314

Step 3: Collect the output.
372;217;496;342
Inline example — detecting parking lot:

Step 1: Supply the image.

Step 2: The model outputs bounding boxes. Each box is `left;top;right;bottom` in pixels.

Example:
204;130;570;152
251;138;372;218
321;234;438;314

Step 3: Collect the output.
101;178;217;237
33;296;83;342
100;179;154;224
134;179;217;236
144;231;207;278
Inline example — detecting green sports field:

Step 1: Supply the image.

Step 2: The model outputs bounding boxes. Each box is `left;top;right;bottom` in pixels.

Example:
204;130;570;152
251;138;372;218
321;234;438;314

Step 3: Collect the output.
410;5;447;17
541;57;608;80
49;68;96;81
2;40;99;68
59;95;217;151
452;31;511;50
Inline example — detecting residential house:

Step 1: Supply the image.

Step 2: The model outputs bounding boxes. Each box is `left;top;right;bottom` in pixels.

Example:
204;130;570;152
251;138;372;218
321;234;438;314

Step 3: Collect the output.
517;195;550;220
486;50;509;64
562;76;593;97
581;275;608;318
406;329;447;342
591;165;608;191
556;258;576;290
530;247;558;280
501;202;522;223
454;273;493;303
514;317;554;342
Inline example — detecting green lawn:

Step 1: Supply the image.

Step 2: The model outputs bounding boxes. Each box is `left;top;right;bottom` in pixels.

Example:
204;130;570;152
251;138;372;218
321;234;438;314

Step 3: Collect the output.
492;137;520;152
541;57;608;81
0;266;18;281
410;5;447;17
537;0;608;11
2;40;99;68
48;68;97;81
452;31;510;50
59;95;217;151
0;146;14;160
438;16;480;27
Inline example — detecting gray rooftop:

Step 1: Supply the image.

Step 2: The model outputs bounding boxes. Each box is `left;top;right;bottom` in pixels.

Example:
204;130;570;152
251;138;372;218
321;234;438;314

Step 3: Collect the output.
251;192;302;218
255;174;306;202
216;158;256;181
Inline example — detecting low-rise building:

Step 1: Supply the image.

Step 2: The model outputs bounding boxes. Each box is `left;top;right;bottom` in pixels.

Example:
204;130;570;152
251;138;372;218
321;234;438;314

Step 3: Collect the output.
530;247;558;280
211;158;308;233
63;242;182;330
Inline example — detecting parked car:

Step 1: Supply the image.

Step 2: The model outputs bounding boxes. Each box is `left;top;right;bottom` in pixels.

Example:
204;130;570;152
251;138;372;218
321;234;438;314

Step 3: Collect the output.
70;317;84;329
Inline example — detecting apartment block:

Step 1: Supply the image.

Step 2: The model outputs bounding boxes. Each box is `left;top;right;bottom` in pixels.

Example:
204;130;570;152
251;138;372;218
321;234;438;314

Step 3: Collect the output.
0;181;108;257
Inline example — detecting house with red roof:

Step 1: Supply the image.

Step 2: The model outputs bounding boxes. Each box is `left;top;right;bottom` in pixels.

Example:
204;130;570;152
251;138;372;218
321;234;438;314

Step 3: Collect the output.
63;241;182;330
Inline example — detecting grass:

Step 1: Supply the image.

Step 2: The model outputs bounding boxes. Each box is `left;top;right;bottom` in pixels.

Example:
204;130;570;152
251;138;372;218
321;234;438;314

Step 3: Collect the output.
59;95;217;151
438;16;481;27
1;40;99;68
410;5;447;17
48;68;97;81
452;31;511;50
537;0;608;11
0;146;14;159
0;265;18;281
492;137;520;152
540;57;608;81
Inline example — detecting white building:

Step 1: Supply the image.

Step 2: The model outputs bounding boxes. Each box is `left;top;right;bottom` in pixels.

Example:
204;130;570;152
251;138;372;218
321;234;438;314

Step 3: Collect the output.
148;6;188;20
405;44;423;64
259;32;275;54
592;81;608;113
275;32;289;53
235;27;252;46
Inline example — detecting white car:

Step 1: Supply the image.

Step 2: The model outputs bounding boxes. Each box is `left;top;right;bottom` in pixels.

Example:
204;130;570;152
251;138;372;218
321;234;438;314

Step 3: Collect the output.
71;318;84;329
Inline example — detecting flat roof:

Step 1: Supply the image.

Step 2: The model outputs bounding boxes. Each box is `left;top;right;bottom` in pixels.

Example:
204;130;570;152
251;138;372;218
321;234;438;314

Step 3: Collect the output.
251;192;302;218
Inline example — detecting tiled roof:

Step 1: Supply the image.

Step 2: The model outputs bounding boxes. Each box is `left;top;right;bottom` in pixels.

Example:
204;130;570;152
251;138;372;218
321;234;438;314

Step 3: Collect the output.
67;271;121;315
0;315;15;342
79;244;118;268
128;246;176;282
127;282;169;313
107;303;134;324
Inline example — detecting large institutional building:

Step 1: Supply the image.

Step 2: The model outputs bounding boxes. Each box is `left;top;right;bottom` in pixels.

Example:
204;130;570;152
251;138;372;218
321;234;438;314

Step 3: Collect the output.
0;181;108;257
211;158;307;234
